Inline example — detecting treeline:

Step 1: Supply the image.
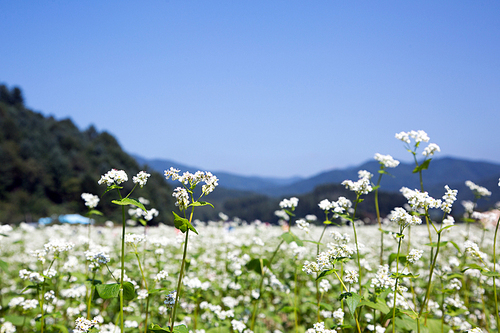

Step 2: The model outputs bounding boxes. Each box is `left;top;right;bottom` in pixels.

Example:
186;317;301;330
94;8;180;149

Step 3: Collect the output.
0;84;175;224
193;182;409;225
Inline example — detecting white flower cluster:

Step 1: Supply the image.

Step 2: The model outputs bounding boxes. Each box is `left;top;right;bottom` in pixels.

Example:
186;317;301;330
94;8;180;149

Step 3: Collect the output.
422;143;441;157
332;308;344;325
0;321;16;333
395;130;440;157
295;219;310;233
128;207;159;221
342;171;373;195
400;187;440;211
464;240;487;261
19;269;44;283
389;207;422;228
374;153;400;168
407;249;424;264
279;197;299;209
200;301;235;320
172;187;190;210
401;185;459;214
465;180;491;197
85;250;110;269
231;319;252;333
344;269;359;284
370;265;396;290
311;235;355;273
441;185;458;213
132;170;150;188
306;322;336;333
164;168;219;195
125;233;146;246
467;328;484;333
395;130;430;144
318;279;331;293
44;239;74;253
154;270;169;282
98;169;128;186
81;193;99;208
183;276;210;290
74;317;99;333
318;197;352;217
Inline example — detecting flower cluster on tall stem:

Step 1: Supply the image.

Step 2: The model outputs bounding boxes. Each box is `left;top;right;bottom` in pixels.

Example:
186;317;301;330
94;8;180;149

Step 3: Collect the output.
98;169;150;333
163;168;218;333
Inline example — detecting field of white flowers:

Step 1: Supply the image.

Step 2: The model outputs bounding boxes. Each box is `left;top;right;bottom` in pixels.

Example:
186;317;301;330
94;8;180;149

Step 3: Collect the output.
0;130;499;333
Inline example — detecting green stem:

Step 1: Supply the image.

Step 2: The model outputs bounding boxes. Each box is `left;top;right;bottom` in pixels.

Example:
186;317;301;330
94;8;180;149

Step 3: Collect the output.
170;229;190;332
392;233;403;333
419;232;442;318
492;214;500;330
119;189;126;333
333;270;361;333
316;224;328;321
250;239;285;331
374;172;384;265
351;195;363;293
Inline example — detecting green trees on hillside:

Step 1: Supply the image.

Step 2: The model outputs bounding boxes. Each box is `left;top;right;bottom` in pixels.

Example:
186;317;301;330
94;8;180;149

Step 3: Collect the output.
0;84;175;224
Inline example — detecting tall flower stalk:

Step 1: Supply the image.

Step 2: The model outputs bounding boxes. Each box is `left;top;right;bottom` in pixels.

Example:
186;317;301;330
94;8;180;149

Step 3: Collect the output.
98;169;151;333
341;170;374;292
163;168;218;333
373;153;400;265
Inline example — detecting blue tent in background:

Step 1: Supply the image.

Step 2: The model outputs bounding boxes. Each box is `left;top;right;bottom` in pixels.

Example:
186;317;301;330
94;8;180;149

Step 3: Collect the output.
58;214;91;225
38;217;53;225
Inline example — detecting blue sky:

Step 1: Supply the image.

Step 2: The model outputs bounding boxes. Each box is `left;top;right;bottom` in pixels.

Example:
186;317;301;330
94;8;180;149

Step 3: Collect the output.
1;1;499;178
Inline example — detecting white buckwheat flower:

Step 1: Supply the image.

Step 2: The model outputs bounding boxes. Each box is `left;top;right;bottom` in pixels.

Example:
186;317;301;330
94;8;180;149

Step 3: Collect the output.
133;171;150;188
98;169;128;186
279;197;299;209
440;185;458;214
172;187;190;210
422;143;440;157
465;180;491;197
407;249;424;264
344;269;359;284
296;219;310;233
125;233;146;246
81;193;100;208
374;153;400;168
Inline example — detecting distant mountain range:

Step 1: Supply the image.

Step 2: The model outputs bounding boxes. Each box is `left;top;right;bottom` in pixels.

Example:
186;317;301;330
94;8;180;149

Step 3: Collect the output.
134;154;500;210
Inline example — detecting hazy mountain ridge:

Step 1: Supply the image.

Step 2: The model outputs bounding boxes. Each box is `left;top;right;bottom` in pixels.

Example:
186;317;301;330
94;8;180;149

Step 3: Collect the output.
134;154;500;200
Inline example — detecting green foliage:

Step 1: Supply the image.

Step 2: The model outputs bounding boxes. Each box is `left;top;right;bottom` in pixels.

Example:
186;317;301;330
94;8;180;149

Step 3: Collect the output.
0;84;175;224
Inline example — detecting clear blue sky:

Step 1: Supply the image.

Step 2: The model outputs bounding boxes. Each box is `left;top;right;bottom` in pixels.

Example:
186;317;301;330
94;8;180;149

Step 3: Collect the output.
1;1;499;178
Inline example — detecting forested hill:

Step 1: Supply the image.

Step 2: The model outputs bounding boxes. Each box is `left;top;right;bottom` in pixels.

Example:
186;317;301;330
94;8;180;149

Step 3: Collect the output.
0;84;175;224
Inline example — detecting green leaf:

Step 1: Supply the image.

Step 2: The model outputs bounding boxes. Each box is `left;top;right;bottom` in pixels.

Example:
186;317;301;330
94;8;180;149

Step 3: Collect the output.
345;293;362;317
173;325;189;333
280;305;296;313
4;315;25;326
424;241;448;247
437;224;454;234
245;258;269;275
123;281;136;300
102;184;123;196
280;232;303;246
189;201;214;208
88;209;103;216
462;264;484;273
148;324;170;333
358;299;390;314
412;159;431;173
482;271;500;277
112;198;147;211
388;252;407;267
172;211;198;234
0;259;8;272
53;324;69;333
96;283;120;299
319;302;333;311
316;269;337;281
